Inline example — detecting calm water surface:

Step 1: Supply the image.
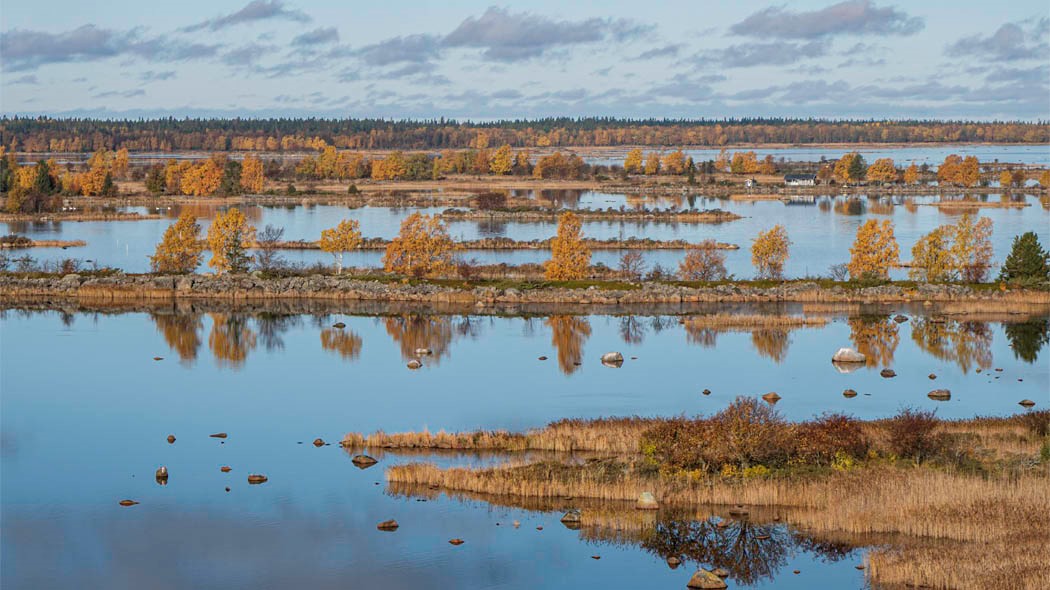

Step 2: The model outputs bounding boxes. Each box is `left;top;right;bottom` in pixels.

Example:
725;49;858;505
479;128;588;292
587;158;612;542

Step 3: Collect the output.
2;306;1047;589
5;192;1048;278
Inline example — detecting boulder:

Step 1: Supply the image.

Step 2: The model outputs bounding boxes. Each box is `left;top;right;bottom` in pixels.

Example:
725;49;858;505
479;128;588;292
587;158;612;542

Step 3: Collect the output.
377;520;399;531
927;389;951;401
332;322;346;329
210;432;228;439
687;568;728;589
247;474;268;484
449;538;465;546
880;369;897;378
636;491;659;510
928;373;937;380
560;509;582;525
842;389;858;398
761;392;781;404
220;466;232;473
313;438;326;447
155;466;168;480
601;352;624;367
407;360;422;370
1019;399;1036;408
667;556;682;569
119;499;139;507
702;389;711;396
166;434;176;444
832;348;866;363
352;454;379;468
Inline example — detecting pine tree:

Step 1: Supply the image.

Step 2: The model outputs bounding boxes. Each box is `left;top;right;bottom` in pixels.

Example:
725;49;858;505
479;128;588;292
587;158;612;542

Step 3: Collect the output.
998;232;1050;284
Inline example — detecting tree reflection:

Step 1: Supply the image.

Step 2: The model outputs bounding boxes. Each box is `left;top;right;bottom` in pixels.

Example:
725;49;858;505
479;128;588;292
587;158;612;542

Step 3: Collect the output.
320;327;363;361
641;515;791;585
833;198;866;216
751;329;791;363
208;313;257;368
151;312;202;364
255;313;301;351
383;315;453;363
547;316;591;375
911;318;992;372
1004;319;1049;363
619;316;646;344
848;315;899;367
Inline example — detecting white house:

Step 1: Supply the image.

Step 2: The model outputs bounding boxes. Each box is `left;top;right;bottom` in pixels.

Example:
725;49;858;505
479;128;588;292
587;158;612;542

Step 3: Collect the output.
784;174;817;186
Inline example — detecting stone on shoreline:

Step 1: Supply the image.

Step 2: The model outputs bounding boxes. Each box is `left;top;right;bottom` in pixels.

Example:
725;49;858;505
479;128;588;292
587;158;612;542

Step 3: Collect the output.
687;568;728;589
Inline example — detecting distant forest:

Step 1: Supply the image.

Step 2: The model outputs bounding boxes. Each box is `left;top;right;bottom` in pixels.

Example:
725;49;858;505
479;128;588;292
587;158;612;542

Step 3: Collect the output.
2;117;1047;152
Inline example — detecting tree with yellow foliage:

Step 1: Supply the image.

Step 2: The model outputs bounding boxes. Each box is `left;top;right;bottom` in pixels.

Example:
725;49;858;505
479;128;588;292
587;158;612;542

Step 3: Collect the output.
902;163;920;184
662;150;686;175
937;154;962;185
644;152;661;175
834;152;867;183
1039;169;1050;188
751;225;790;280
730;151;759;174
909;226;955;282
958;156;980;187
950;213;993;282
758;154;777;175
207;207;255;274
150;212;204;273
372;151;408;180
999;170;1014;188
181;158;224;196
112;148;130;179
678;241;727;281
623;148;643;174
714;148;729;172
848;219;899;280
79;161;111;196
545;211;591;280
382;213;457;278
865;158;899;183
319;219;363;274
240;155;264;193
490;144;513;175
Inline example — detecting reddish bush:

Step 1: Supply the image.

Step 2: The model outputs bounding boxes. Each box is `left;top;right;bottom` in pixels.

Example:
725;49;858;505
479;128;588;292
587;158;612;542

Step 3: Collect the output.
794;413;869;465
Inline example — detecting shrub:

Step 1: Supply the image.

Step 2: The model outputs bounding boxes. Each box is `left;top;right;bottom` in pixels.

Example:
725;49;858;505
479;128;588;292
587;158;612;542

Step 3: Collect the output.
678;242;727;281
1020;410;1050;438
883;407;943;462
475;191;507;210
794;413;869;465
706;397;794;469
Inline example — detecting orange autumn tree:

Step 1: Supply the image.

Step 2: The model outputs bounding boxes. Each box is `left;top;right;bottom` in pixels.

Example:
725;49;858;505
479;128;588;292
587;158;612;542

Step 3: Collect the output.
662;150;686;175
678;241;728;281
319;219;363;274
545;211;591;280
150;212;204;273
489;144;513;175
112;148;130;179
207;207;256;274
903;163;920;184
644;152;661;175
623;148;643;174
848;219;899;280
950;213;994;282
751;225;791;280
383;213;457;278
865;158;899;183
240;155;264;193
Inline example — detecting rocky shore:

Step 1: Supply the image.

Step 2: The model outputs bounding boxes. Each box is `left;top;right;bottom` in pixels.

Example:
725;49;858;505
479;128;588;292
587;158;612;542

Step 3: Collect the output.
2;274;1048;311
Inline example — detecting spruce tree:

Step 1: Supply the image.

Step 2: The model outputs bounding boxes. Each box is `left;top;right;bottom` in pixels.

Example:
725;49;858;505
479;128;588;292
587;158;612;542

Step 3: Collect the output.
998;232;1050;284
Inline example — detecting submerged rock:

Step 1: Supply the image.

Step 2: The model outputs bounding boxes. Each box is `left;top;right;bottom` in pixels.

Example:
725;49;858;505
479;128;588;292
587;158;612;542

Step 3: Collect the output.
832;348;866;363
687;568;728;589
636;491;659;510
590;555;601;560
601;352;624;367
119;500;139;507
352;455;379;468
928;389;951;401
377;520;399;531
928;373;937;380
702;389;711;395
880;368;897;378
538;356;548;361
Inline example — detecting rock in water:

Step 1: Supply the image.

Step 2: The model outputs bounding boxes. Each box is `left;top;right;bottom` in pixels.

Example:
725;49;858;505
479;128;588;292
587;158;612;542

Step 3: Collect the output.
449;538;464;545
377;520;399;531
712;568;730;578
880;369;897;378
166;434;176;444
407;360;422;370
210;432;228;439
843;389;858;398
601;352;624;367
313;438;325;447
762;392;781;404
415;348;432;356
893;315;908;323
832;348;866;363
119;500;139;507
1019;399;1036;408
332;322;346;329
560;509;582;527
352;455;378;468
220;466;232;473
928;373;937;380
155;466;168;480
702;389;711;395
247;474;268;484
928;389;951;401
687;568;728;589
636;491;659;510
666;556;682;569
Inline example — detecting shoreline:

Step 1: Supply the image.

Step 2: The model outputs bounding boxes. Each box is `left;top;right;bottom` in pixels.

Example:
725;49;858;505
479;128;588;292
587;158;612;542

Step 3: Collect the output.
3;274;1048;310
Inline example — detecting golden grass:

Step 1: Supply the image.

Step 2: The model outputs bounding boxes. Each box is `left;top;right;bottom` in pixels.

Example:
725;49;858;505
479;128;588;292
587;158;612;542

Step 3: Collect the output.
0;239;87;249
681;313;828;330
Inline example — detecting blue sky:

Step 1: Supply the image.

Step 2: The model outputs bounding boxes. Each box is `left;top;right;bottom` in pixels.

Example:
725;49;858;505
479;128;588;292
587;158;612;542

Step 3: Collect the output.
1;0;1048;120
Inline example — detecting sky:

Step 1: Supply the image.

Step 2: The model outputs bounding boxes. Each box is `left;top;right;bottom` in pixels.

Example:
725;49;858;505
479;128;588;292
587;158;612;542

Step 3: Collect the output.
1;0;1048;120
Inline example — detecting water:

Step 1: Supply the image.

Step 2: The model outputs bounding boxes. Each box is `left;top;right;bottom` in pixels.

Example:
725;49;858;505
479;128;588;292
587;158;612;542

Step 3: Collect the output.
2;305;1047;589
6;192;1048;279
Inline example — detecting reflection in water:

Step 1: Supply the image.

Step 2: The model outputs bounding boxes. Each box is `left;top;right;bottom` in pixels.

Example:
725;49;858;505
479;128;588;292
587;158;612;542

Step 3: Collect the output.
151;312;202;364
833;198;866;216
208;314;257;368
1004;319;1050;363
547;316;591;375
320;327;363;360
619;316;647;344
911;318;993;373
751;330;791;363
848;316;899;367
383;315;454;363
255;313;302;351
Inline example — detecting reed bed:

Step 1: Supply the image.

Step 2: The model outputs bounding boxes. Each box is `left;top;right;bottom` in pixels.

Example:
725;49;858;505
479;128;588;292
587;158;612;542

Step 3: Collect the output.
256;237;739;251
681;313;828;330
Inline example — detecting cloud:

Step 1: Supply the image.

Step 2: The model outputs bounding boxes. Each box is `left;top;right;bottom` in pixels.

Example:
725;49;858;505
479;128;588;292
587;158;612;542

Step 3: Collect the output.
0;25;220;71
92;89;146;99
652;74;726;100
698;40;829;68
630;43;684;61
292;27;339;46
180;0;309;33
138;70;176;82
354;34;442;66
730;1;923;39
443;6;652;62
947;19;1049;61
221;43;277;66
8;74;38;85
